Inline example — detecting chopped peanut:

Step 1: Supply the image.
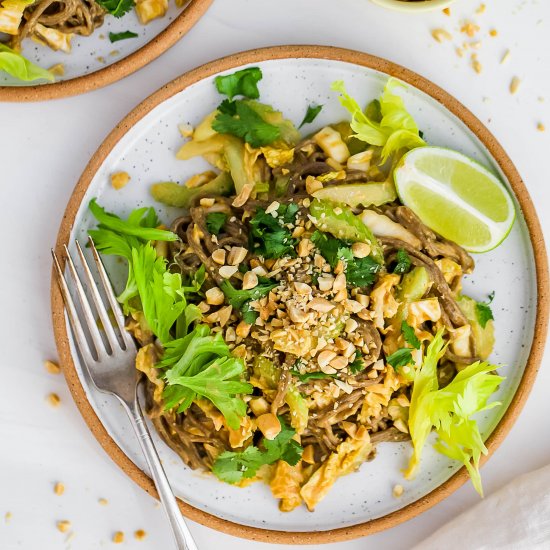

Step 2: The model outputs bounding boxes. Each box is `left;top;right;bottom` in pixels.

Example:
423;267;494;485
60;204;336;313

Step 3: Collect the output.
510;77;521;95
110;171;130;190
57;520;71;533
431;28;452;43
393;484;404;498
205;287;225;306
47;393;61;407
257;413;281;440
219;265;238;279
44;360;61;374
242;271;259;290
134;530;147;541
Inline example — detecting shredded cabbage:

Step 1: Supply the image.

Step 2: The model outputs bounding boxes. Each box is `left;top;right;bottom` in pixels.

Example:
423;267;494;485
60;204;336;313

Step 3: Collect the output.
405;329;504;496
331;78;426;162
0;0;32;35
0;43;54;82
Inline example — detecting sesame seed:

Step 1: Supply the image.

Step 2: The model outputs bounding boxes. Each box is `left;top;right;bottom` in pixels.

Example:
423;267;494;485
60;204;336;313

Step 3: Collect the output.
54;482;65;496
113;531;125;544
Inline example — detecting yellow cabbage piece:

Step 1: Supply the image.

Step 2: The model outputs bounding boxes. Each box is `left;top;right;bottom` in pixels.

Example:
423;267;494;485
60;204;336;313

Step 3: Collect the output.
300;426;372;511
270;460;303;512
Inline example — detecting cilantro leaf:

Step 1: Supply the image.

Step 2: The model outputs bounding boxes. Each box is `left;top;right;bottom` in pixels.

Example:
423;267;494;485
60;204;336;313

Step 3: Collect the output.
348;351;366;374
109;30;138;43
476;291;495;328
299;104;323;128
401;321;421;350
386;348;413;370
263;422;303;465
249;204;298;259
212;418;303;483
311;230;341;266
205;212;228;236
212;101;280;148
221;277;278;323
211;446;263;484
311;231;381;287
214;67;263;100
290;367;336;382
393;248;411;274
95;0;133;17
338;247;380;287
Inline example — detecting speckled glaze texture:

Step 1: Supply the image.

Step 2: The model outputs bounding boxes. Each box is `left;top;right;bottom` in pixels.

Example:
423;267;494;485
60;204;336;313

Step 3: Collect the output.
0;0;212;101
51;46;548;544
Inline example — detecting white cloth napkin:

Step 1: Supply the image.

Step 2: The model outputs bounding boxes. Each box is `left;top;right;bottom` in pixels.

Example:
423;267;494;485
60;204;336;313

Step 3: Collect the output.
412;464;550;550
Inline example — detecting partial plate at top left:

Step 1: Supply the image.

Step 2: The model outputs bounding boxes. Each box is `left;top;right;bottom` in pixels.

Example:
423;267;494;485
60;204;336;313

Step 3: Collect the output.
0;0;212;101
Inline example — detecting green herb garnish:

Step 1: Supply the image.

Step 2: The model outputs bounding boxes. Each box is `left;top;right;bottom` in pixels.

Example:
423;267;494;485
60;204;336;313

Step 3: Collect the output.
386;348;414;370
215;67;263;100
212;101;280;148
108;30;138;43
299;104;323;128
221;277;278;324
212;418;303;483
475;291;495;328
95;0;133;18
393;248;412;274
401;321;421;350
348;351;366;374
311;231;381;287
205;212;228;236
290;368;336;382
249;203;299;259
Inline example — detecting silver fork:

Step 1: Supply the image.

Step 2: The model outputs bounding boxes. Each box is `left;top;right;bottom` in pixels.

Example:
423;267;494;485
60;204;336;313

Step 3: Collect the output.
52;238;198;550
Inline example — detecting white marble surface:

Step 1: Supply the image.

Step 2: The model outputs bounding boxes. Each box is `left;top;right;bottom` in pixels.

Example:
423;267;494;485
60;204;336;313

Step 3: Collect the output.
0;0;549;548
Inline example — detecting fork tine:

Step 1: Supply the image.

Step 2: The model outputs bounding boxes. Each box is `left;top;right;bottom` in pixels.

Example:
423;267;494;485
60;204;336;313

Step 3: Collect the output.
52;250;97;366
75;240;121;352
88;237;135;349
63;244;108;359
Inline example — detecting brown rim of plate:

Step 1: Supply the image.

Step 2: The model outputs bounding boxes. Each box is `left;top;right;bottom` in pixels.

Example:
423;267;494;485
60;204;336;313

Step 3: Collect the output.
0;0;212;102
51;45;549;544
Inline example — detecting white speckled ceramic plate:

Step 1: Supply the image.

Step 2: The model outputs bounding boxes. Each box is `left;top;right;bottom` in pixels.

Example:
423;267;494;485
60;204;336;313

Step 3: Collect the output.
52;47;548;543
0;0;211;101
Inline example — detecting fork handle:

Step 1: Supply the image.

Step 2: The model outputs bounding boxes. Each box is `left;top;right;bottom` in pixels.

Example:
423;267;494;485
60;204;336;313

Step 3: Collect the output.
123;396;199;550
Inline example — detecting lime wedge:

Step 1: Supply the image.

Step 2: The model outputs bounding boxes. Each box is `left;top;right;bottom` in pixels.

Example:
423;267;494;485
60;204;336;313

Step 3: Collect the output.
394;147;515;253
